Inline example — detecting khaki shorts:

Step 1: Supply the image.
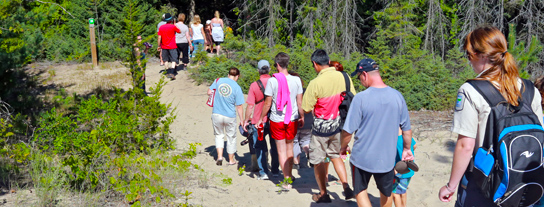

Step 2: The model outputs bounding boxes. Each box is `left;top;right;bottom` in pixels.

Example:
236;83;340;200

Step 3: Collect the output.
308;132;341;165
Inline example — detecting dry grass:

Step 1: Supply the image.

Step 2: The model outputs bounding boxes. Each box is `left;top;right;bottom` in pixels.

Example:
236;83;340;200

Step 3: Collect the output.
36;61;132;95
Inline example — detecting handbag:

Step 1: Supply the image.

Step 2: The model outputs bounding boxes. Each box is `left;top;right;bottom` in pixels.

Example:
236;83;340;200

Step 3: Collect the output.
206;78;220;107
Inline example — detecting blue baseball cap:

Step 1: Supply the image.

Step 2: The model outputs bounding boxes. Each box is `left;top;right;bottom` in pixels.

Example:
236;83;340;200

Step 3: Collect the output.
351;58;378;77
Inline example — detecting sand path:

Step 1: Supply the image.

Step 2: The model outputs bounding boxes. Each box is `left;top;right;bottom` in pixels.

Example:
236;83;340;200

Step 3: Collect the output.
145;61;458;207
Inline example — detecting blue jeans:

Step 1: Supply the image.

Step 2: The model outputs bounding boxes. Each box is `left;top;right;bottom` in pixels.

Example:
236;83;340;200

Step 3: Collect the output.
251;124;279;175
192;39;204;56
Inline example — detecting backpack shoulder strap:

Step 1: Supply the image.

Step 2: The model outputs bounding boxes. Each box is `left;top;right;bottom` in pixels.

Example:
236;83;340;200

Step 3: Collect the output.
257;80;265;94
521;78;535;105
466;80;505;107
255;80;266;104
341;71;350;92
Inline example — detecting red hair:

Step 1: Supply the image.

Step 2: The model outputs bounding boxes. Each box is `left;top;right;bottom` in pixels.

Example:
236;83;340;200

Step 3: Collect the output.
464;26;521;106
329;61;343;72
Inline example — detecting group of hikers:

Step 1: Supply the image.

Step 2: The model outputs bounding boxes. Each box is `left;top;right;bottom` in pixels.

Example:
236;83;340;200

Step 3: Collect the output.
205;26;544;207
156;11;224;80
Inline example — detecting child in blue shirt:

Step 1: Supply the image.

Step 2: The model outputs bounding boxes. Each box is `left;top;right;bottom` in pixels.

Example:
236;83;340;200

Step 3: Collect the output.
393;129;417;207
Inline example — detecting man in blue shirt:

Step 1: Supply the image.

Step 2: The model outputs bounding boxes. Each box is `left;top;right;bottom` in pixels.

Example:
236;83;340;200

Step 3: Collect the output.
340;58;413;207
208;67;245;166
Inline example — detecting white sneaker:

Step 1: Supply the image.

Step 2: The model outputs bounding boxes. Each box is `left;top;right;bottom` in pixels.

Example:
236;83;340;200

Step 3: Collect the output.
257;174;269;180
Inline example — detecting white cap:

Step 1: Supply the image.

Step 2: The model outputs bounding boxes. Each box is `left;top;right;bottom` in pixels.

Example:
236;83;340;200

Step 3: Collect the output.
206;20;211;25
257;60;270;70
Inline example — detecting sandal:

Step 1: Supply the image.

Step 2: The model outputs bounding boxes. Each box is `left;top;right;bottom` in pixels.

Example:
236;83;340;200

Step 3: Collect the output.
227;161;238;166
216;158;223;166
406;160;419;172
312;193;331;203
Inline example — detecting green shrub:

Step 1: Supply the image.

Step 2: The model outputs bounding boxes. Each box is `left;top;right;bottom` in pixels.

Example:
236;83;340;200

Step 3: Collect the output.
34;78;175;190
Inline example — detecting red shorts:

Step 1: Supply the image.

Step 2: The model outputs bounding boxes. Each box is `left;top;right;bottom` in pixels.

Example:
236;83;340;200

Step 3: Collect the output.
269;120;298;140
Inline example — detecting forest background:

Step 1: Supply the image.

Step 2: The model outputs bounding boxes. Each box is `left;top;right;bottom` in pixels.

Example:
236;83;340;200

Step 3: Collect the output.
1;0;544;205
3;0;544;111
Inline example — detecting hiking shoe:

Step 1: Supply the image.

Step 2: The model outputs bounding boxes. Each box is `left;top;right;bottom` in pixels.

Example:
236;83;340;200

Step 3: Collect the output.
312;193;332;203
344;186;355;200
257;174;269;180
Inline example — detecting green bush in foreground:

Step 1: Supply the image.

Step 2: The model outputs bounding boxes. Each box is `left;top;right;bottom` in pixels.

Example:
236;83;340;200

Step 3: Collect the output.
34;77;175;190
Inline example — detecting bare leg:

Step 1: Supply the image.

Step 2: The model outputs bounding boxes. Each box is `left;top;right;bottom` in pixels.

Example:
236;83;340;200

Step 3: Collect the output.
356;190;372;207
330;157;349;186
216;45;221;54
380;192;393;207
160;49;164;65
392;193;404;207
275;139;288;178
294;155;300;165
302;145;309;157
285;139;294;178
228;153;236;164
217;147;224;160
314;162;328;196
401;193;407;206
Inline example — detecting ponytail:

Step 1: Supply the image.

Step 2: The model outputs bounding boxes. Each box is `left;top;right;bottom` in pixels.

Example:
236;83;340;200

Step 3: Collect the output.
499;51;521;106
465;26;522;106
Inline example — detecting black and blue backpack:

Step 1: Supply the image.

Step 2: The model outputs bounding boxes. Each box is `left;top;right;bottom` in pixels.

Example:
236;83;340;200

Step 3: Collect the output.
467;79;544;207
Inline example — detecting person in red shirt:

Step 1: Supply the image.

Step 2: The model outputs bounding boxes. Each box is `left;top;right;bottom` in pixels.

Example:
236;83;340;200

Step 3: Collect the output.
157;13;180;80
243;60;280;180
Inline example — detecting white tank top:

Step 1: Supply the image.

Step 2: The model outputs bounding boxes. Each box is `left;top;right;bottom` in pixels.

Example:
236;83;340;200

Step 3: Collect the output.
191;24;204;40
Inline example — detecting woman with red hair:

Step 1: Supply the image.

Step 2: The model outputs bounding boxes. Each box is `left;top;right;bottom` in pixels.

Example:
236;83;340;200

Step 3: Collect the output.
438;26;544;206
329;61;343;72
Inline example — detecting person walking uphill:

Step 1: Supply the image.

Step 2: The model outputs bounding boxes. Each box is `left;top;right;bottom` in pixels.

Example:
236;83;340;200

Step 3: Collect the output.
438;26;544;207
208;68;245;166
210;11;224;55
243;60;280;180
189;15;206;57
175;13;192;71
257;52;303;190
157;13;180;80
341;58;413;207
156;14;166;66
301;49;355;203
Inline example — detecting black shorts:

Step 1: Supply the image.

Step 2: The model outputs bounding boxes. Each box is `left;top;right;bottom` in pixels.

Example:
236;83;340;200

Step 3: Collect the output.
351;164;394;197
161;48;179;64
214;41;223;46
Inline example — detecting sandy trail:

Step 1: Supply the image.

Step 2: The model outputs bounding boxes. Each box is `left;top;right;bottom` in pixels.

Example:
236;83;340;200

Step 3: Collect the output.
145;61;459;207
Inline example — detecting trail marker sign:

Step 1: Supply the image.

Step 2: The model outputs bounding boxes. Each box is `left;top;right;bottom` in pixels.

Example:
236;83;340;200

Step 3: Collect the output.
89;18;98;68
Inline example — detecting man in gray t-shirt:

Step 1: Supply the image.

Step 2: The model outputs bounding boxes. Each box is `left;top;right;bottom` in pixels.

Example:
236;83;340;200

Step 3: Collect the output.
340;58;413;207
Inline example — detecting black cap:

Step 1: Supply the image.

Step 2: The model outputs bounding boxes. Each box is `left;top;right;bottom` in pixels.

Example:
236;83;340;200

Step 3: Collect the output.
351;58;378;77
164;13;173;22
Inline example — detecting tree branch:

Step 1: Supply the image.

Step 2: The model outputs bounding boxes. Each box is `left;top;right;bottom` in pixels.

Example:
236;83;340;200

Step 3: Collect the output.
33;0;75;18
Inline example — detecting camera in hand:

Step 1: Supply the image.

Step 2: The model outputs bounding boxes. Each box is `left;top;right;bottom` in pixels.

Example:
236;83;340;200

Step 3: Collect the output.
239;124;253;146
240;138;250;146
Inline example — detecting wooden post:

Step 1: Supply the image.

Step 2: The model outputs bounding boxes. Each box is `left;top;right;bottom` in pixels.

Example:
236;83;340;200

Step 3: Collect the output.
89;18;98;68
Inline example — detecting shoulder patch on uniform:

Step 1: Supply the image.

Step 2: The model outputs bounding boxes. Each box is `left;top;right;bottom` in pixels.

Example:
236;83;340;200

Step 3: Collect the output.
455;92;465;111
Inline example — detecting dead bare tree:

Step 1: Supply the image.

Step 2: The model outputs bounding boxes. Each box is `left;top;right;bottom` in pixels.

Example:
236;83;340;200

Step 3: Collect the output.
424;0;449;59
510;0;544;76
189;0;195;23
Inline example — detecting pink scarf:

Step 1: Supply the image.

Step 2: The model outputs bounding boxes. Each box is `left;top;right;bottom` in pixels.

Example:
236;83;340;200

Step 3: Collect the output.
273;73;292;124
